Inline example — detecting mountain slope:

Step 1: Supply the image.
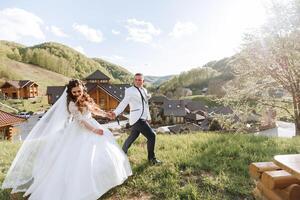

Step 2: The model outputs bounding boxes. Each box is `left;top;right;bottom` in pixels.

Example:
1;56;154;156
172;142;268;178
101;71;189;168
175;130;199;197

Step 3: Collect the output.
0;58;70;94
158;56;236;96
93;58;133;83
144;75;173;86
0;40;132;83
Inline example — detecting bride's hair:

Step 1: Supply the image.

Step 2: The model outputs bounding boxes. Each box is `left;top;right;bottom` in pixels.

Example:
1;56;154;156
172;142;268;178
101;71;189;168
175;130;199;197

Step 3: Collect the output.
66;79;95;113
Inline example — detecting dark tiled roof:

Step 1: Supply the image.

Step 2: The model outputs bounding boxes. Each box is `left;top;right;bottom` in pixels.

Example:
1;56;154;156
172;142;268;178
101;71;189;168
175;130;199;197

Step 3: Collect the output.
86;83;127;101
208;106;239;123
98;84;124;101
182;99;192;105
149;95;169;104
185;113;205;121
209;106;233;115
0;110;26;127
85;82;98;92
186;101;208;112
46;86;66;104
114;84;131;91
85;70;110;80
1;80;38;89
163;100;186;117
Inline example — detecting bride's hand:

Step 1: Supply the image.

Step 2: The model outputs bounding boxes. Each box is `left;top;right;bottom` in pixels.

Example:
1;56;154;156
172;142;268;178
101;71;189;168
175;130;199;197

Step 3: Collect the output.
93;128;103;135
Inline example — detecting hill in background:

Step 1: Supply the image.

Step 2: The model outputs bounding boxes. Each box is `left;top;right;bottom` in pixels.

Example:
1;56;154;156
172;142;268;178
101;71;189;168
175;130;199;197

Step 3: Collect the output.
0;40;133;85
0;40;238;98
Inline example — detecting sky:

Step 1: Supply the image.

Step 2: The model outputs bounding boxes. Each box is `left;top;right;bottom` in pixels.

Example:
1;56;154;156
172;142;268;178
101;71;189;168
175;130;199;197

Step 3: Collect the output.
0;0;269;76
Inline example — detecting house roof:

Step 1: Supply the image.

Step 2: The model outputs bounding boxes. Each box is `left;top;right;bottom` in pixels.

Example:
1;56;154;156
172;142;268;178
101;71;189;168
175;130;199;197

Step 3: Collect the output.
185;113;205;121
163;100;186;117
114;84;131;91
0;110;26;127
209;106;234;115
149;95;169;104
98;84;127;101
46;86;66;104
186;101;208;112
1;80;38;89
47;80;130;105
85;70;110;80
85;82;126;101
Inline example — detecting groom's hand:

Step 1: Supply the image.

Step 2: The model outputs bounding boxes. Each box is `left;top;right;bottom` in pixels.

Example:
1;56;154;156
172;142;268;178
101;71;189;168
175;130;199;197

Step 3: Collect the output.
107;111;116;120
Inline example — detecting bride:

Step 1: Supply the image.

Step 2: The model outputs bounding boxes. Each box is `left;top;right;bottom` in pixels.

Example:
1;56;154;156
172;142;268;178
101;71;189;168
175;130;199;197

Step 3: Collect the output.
2;79;132;200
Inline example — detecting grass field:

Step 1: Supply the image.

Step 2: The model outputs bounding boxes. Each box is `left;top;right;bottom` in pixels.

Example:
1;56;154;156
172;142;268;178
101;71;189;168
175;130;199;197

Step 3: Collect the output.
1;132;300;200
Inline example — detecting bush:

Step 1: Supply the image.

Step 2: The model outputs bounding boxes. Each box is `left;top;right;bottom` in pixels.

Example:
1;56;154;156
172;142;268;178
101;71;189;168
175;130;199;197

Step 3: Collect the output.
209;119;222;131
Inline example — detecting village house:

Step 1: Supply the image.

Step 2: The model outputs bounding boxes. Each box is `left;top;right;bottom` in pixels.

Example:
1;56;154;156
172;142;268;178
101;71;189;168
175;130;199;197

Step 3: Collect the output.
149;95;169;106
186;101;209;113
0;80;39;99
149;95;239;131
46;70;130;111
0;110;26;140
185;113;205;125
163;99;186;124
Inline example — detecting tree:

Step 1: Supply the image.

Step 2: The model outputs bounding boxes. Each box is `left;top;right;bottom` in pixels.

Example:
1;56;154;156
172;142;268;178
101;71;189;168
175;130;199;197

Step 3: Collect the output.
231;0;300;135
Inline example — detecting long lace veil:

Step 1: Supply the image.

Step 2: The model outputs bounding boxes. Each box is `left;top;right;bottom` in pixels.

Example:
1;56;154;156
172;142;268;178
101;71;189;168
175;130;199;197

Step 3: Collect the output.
2;88;69;193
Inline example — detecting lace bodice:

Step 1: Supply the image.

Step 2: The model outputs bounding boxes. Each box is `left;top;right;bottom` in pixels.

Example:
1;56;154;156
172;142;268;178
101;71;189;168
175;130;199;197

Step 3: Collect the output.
68;101;92;122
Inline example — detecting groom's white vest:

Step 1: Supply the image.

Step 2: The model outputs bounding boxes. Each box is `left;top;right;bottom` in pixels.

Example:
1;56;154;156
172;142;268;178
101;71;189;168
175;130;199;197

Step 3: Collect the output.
114;86;151;125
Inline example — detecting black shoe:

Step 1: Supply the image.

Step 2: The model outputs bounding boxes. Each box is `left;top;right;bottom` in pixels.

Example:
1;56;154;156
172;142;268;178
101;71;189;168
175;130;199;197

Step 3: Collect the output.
149;158;162;165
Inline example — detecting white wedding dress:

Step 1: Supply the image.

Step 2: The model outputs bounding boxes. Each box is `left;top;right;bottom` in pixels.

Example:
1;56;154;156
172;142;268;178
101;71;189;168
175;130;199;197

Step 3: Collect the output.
26;102;132;200
2;91;132;200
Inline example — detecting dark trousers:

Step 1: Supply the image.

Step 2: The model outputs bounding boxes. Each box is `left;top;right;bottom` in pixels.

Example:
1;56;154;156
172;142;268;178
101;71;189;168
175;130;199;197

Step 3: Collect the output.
122;119;156;160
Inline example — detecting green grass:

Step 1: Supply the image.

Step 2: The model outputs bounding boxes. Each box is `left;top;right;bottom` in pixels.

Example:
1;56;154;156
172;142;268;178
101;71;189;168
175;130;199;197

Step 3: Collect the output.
0;96;50;113
1;132;300;200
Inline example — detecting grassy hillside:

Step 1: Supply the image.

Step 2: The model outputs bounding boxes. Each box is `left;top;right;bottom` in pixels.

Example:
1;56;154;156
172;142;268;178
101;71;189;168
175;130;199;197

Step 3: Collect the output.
159;67;219;96
93;58;133;83
0;40;132;83
0;58;70;95
158;57;237;97
1;132;300;199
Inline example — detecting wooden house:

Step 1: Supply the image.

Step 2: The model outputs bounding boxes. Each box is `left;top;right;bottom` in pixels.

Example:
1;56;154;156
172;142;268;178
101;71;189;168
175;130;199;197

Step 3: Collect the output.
149;95;169;107
0;110;26;140
46;70;130;111
163;100;187;124
1;80;39;99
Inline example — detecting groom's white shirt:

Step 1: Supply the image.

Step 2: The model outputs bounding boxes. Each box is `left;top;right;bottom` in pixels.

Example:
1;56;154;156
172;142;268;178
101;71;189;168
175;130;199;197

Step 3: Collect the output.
114;86;151;125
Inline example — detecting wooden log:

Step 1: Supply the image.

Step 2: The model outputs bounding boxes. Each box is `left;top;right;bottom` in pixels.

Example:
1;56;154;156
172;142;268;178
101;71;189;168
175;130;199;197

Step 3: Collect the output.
262;170;300;189
277;184;300;200
249;162;281;180
257;181;283;200
253;187;263;199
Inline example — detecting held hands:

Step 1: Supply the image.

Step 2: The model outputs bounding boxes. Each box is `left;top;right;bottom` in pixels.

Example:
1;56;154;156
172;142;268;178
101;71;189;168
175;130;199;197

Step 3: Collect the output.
107;111;116;120
93;128;103;135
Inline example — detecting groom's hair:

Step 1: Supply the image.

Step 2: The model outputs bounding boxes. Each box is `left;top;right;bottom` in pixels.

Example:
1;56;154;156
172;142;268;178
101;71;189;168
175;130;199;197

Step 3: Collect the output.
135;73;143;77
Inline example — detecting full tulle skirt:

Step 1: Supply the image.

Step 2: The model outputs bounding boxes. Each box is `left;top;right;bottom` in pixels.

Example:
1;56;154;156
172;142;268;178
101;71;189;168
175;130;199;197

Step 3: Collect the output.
24;118;132;200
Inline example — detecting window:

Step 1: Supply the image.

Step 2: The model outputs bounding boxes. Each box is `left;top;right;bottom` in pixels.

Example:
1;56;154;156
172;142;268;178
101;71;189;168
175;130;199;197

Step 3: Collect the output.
12;93;17;99
100;98;105;109
0;128;6;140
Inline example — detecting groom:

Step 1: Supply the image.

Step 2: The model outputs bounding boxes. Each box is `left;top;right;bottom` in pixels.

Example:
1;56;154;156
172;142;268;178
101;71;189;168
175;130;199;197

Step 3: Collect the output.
108;73;161;165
